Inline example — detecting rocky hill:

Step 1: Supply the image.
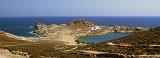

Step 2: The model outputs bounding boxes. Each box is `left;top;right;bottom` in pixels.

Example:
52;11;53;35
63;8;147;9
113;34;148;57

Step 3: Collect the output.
33;19;146;36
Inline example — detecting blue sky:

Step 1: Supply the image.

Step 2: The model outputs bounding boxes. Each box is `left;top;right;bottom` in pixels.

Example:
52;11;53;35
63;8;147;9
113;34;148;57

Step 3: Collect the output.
0;0;160;17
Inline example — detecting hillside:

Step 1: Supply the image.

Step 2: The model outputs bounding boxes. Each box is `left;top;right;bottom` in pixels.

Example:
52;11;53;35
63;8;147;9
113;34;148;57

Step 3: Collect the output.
0;31;30;45
108;27;160;45
75;27;160;58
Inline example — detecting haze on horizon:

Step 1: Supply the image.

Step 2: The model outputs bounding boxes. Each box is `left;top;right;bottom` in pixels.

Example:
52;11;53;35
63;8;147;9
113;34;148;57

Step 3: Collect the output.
0;0;160;17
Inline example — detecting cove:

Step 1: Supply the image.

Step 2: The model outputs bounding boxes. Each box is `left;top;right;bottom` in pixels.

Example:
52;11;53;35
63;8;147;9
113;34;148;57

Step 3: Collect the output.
79;32;131;43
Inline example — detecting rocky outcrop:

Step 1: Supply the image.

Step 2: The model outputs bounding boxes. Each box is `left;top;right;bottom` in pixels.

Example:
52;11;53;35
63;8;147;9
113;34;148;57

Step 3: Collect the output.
33;22;67;35
133;27;149;31
33;22;47;35
102;26;134;33
67;19;97;27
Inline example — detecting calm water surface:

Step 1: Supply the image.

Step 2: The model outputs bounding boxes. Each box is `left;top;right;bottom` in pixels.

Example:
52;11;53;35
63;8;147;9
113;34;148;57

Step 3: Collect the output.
79;32;131;43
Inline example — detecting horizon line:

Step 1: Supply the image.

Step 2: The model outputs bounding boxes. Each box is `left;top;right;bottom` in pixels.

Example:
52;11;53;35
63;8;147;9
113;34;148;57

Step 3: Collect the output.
2;16;160;18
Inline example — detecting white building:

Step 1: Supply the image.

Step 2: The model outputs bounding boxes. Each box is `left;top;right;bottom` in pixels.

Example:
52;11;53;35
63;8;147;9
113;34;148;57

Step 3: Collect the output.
91;26;101;30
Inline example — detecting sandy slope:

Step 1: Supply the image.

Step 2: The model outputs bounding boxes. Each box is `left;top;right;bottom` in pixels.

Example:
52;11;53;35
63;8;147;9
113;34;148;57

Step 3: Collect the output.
54;30;77;45
60;34;77;45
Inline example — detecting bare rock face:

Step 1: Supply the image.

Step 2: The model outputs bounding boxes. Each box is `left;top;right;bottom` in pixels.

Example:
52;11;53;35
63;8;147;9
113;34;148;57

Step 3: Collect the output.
33;22;48;35
33;21;69;36
34;22;47;30
112;26;134;32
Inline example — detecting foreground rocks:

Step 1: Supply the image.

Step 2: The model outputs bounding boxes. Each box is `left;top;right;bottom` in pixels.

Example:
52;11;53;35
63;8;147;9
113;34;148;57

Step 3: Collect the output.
0;49;28;58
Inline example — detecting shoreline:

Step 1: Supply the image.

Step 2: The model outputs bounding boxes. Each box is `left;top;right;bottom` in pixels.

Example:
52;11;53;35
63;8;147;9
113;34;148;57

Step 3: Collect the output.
2;30;133;46
0;20;149;46
78;32;132;44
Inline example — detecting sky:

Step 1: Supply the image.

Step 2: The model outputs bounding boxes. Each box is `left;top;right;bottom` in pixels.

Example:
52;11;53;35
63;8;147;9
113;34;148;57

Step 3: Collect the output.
0;0;160;17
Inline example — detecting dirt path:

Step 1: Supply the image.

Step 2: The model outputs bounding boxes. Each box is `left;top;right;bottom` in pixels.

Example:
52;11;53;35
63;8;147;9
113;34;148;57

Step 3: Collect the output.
107;42;132;46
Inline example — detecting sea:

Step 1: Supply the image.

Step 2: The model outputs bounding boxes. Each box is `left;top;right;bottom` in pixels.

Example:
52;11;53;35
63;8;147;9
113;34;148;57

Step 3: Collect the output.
0;16;160;43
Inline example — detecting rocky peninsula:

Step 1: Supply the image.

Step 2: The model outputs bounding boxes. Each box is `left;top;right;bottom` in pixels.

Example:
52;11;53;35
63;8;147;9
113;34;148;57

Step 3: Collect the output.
33;19;147;45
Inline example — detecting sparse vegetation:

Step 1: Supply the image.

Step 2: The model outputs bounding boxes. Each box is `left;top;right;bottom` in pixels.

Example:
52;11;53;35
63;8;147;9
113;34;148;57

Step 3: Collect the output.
0;21;159;58
76;27;160;57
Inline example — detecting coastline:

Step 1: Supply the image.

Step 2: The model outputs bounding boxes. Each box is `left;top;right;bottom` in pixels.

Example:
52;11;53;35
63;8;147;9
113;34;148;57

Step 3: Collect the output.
0;19;158;58
2;19;147;45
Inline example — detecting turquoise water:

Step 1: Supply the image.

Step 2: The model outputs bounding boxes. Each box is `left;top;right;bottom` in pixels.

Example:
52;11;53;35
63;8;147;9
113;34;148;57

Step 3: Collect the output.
79;32;131;43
